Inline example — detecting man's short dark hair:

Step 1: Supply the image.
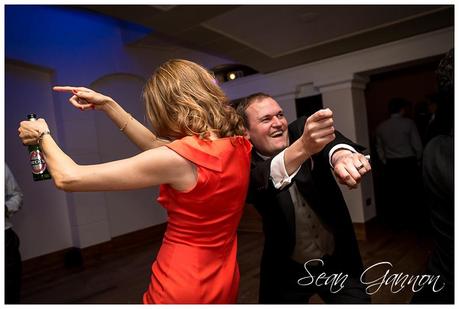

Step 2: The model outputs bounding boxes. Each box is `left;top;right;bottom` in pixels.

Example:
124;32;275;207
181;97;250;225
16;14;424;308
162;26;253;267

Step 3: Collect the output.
433;48;453;134
436;48;453;95
235;92;272;128
388;98;410;115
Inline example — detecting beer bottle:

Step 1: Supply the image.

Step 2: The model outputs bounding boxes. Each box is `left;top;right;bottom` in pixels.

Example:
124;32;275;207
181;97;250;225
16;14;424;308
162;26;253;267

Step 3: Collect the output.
27;113;52;181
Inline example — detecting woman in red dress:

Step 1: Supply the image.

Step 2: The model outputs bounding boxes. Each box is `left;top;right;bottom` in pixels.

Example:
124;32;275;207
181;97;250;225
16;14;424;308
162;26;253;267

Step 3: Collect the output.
18;59;251;304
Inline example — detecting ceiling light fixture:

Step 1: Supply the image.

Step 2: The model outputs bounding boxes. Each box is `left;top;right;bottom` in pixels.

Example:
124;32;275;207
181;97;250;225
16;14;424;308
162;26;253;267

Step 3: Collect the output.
211;64;258;83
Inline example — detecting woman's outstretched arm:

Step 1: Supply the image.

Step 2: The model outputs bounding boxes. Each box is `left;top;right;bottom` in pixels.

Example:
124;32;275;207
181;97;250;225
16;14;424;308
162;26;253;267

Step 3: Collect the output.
53;86;169;151
18;118;196;192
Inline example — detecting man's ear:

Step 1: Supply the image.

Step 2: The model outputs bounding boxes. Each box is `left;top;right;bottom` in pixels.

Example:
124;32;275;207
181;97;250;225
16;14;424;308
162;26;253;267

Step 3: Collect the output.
244;128;251;140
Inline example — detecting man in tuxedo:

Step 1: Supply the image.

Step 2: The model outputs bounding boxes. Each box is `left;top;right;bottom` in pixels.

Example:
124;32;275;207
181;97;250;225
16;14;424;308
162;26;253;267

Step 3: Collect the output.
236;93;371;303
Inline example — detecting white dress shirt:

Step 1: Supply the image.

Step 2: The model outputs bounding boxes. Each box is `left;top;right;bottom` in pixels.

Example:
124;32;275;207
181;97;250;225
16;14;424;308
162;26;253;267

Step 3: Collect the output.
375;114;423;163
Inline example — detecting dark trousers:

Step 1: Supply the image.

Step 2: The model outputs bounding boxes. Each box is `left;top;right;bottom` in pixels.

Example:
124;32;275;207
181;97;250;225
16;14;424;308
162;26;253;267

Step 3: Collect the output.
411;281;454;304
383;157;427;229
411;257;454;304
5;228;22;304
259;255;370;304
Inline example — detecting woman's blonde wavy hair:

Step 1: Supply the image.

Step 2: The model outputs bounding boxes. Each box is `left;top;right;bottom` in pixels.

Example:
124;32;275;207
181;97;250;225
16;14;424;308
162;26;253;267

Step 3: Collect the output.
143;59;246;140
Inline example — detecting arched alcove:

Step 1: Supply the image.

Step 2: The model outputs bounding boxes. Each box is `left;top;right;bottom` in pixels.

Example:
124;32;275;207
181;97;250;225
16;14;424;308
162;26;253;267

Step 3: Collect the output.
90;73;167;238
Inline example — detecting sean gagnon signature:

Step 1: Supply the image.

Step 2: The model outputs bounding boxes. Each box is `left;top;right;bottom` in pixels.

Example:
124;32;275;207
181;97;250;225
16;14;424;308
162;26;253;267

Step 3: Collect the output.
297;259;445;295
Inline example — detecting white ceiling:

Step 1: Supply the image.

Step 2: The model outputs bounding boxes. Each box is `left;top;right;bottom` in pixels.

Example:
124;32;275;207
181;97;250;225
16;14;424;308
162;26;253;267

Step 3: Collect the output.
81;5;453;73
202;5;442;58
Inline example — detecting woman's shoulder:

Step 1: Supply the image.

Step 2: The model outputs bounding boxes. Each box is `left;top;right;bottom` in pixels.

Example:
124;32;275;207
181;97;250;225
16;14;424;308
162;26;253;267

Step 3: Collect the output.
170;134;250;148
165;135;222;171
166;135;251;171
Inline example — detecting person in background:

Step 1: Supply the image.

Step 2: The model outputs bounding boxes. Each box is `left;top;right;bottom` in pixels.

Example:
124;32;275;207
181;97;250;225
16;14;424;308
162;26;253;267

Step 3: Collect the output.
5;163;24;304
375;98;423;165
236;93;371;303
375;98;424;229
411;48;453;304
18;59;251;304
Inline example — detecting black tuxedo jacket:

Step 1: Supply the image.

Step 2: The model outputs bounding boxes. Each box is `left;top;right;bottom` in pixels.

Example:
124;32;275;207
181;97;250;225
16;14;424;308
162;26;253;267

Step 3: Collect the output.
248;116;365;283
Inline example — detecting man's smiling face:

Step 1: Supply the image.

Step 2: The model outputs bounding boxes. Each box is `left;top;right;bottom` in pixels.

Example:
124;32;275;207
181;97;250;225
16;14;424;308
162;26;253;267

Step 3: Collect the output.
245;97;289;157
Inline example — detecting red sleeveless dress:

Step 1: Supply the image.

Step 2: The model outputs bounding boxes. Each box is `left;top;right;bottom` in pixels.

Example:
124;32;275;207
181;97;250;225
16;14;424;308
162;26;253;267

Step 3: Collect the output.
143;135;252;304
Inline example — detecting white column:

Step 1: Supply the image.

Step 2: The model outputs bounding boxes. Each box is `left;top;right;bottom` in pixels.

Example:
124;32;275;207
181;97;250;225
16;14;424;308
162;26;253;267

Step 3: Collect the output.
273;92;297;122
317;75;376;223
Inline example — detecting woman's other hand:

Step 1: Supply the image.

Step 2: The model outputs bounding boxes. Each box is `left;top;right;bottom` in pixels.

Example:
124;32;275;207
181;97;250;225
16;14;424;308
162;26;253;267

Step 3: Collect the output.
53;86;114;112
